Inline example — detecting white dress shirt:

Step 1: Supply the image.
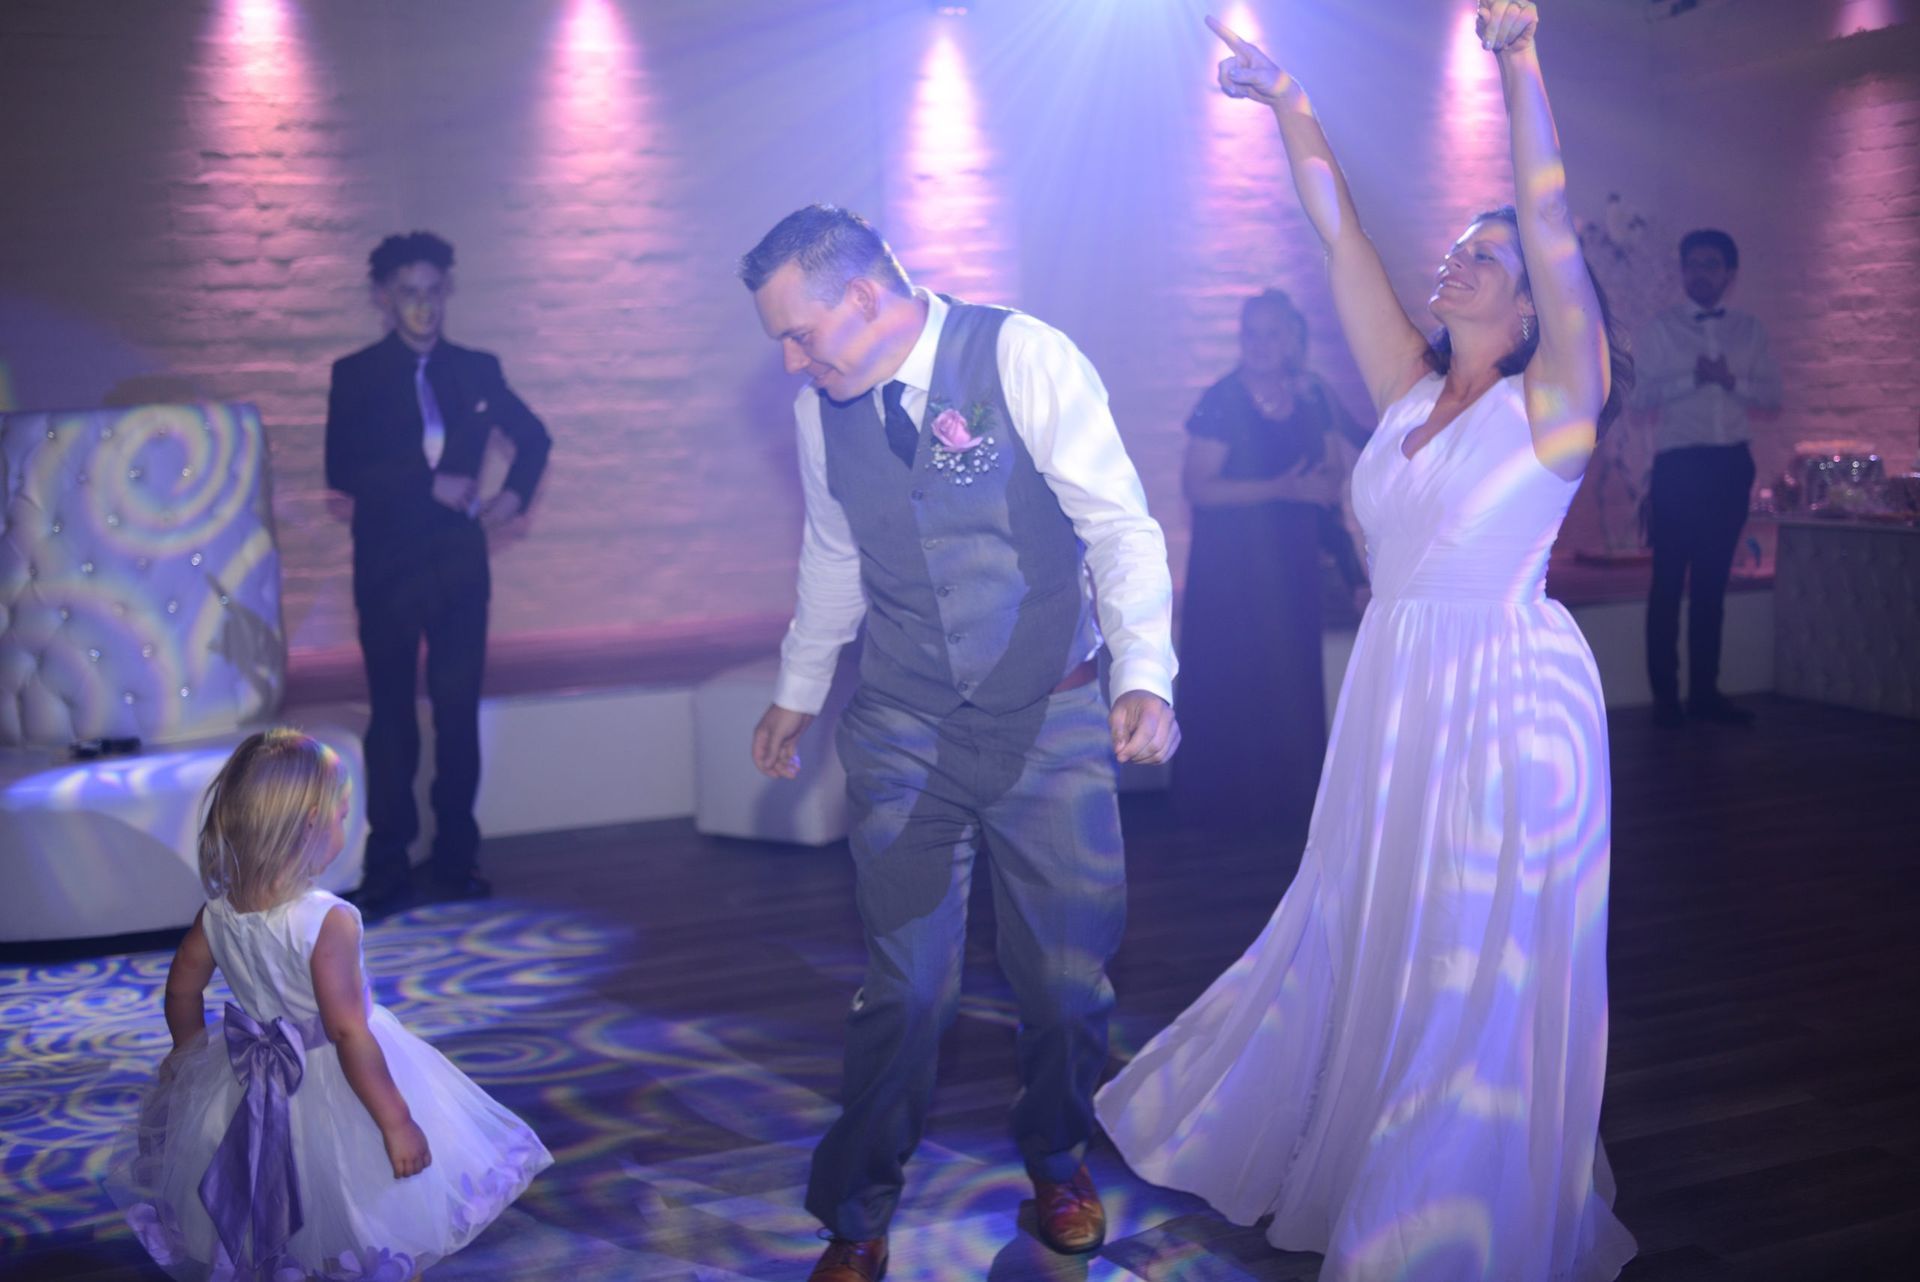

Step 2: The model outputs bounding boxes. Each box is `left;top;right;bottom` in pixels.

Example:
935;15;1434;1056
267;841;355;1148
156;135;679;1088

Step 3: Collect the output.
1632;302;1783;452
773;289;1177;716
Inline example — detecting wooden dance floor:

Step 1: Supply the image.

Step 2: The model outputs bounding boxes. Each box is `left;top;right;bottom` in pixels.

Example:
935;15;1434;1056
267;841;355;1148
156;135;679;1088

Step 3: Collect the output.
3;695;1916;1280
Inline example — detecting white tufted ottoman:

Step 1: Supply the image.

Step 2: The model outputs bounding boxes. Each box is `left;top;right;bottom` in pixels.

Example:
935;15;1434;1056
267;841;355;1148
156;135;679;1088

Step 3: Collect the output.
0;404;365;941
0;728;365;941
692;654;854;846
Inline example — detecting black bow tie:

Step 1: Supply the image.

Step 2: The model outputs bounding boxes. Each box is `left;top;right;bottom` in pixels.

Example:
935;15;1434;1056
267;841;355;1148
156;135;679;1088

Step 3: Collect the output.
1694;308;1725;321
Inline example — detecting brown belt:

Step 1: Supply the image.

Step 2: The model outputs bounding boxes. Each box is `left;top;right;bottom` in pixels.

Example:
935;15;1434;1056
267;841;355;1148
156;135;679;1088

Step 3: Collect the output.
1052;659;1098;694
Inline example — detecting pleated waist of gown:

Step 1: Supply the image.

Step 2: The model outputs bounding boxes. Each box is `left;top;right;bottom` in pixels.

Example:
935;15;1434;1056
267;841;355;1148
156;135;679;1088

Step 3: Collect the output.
1367;541;1556;607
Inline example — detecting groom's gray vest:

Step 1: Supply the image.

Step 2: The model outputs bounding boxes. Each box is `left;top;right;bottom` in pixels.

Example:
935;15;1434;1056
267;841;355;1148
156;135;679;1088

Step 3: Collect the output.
819;299;1099;717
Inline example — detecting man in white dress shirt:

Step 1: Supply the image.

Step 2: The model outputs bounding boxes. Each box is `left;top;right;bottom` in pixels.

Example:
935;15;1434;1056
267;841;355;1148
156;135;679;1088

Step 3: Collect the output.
739;205;1178;1282
1634;228;1781;726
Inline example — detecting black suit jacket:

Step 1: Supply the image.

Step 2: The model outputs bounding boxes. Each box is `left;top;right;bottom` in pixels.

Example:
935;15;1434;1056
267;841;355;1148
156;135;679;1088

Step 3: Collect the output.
325;331;552;546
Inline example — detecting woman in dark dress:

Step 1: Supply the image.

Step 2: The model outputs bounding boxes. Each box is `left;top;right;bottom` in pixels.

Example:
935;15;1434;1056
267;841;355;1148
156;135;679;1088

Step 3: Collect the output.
1173;289;1368;836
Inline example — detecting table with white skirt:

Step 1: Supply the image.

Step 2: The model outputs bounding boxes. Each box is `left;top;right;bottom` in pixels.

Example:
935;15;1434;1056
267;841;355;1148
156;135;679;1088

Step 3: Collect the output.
1769;515;1920;719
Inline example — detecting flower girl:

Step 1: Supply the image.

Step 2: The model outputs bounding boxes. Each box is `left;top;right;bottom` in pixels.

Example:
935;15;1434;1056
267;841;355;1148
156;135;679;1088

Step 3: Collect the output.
108;728;551;1280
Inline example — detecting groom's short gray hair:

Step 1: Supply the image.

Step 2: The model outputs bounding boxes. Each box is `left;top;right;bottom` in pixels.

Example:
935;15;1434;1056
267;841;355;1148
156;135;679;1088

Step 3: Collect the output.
739;205;912;302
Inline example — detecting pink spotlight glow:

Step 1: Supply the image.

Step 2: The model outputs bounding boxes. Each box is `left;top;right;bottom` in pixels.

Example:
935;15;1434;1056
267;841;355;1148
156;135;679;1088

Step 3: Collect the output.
197;0;339;255
1203;2;1274;183
231;0;288;45
1834;0;1910;38
1445;3;1490;86
1194;3;1295;321
564;0;621;53
893;28;1013;303
180;2;343;468
1216;2;1262;41
1811;74;1920;450
552;0;628;144
1438;5;1509;225
209;0;322;127
532;0;680;368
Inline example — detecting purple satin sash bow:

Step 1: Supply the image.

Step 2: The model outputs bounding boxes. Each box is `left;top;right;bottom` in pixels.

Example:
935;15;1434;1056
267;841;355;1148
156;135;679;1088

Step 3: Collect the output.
198;1002;306;1275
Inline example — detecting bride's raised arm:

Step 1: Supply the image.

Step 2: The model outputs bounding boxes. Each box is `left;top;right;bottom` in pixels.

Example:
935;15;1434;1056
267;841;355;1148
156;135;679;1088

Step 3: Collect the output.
1482;0;1610;477
1207;15;1430;415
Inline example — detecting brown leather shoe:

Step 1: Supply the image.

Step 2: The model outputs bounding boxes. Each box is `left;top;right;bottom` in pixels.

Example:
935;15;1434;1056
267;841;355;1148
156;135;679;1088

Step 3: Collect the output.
808;1236;888;1281
1032;1165;1106;1254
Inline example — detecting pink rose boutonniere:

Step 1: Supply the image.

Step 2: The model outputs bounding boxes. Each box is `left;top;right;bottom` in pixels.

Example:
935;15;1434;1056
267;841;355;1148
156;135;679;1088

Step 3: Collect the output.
931;408;978;451
926;399;1002;486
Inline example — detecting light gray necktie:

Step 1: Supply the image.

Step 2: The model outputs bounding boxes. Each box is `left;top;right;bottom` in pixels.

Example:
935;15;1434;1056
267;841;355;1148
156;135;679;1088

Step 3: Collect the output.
414;355;445;468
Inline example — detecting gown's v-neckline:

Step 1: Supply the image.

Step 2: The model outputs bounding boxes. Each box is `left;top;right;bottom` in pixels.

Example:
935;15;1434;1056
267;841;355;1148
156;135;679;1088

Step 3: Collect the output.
1399;376;1505;463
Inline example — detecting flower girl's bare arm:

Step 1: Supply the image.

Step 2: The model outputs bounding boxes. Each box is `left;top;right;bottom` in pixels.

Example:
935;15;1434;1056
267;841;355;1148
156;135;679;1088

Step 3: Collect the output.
162;909;216;1052
312;906;433;1178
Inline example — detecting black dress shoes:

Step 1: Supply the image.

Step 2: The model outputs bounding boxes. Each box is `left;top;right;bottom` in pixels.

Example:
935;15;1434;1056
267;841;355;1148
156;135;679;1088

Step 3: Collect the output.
347;876;414;922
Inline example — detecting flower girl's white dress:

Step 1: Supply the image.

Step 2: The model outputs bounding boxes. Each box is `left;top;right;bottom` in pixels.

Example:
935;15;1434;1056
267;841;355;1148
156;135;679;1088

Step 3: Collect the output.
1098;375;1638;1282
108;889;551;1280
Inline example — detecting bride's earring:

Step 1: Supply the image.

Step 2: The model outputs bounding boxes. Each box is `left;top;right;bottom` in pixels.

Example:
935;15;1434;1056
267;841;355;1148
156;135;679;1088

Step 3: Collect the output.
1520;314;1534;343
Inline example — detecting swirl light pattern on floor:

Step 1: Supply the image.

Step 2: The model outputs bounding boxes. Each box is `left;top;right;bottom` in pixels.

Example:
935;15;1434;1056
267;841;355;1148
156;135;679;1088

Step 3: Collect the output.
1;898;1227;1282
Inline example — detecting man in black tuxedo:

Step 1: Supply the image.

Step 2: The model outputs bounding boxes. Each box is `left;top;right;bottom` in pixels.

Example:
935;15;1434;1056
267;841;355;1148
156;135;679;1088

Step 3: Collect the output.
325;231;551;914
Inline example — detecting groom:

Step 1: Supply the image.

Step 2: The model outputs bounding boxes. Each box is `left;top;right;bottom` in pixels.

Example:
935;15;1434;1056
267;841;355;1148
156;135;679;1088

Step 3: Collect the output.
741;205;1178;1282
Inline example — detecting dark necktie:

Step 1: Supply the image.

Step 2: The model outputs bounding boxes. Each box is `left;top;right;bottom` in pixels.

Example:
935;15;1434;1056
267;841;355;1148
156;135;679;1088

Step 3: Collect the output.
881;380;918;467
415;355;445;467
1694;308;1725;321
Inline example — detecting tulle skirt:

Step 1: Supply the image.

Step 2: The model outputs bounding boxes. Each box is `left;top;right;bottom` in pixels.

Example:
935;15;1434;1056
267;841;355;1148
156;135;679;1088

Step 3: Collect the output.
107;1005;551;1281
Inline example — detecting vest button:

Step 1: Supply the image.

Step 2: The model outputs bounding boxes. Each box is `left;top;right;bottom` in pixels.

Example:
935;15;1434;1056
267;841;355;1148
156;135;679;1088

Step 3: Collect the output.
911;489;924;500
922;538;937;549
937;585;952;597
949;632;963;643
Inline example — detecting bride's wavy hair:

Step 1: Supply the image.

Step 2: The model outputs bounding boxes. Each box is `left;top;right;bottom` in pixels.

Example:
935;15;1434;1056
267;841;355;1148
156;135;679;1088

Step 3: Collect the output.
1424;206;1635;437
198;728;348;912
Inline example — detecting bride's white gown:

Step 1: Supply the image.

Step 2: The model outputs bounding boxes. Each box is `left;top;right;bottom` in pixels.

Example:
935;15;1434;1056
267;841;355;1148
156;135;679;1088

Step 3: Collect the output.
1098;374;1637;1282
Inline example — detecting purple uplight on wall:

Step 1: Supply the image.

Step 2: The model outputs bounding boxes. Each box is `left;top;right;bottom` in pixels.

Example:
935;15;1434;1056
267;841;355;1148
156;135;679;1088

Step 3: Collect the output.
1813;73;1920;444
188;0;341;385
547;0;633;179
1834;0;1911;38
228;0;295;67
892;25;1014;303
529;0;685;397
209;0;321;128
535;0;667;318
197;0;336;223
1202;3;1276;200
1440;4;1509;223
1192;2;1294;310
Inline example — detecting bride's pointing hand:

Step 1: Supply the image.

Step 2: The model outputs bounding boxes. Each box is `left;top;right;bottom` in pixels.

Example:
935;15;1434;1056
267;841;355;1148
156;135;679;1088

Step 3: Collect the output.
1206;15;1295;108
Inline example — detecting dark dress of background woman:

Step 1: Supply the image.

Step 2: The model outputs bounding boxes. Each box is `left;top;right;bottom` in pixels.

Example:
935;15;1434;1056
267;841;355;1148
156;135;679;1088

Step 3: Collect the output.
1173;290;1368;836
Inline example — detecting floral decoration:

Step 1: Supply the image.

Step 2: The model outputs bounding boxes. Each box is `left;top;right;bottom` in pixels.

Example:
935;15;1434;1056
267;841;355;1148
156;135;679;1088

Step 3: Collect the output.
926;399;1002;486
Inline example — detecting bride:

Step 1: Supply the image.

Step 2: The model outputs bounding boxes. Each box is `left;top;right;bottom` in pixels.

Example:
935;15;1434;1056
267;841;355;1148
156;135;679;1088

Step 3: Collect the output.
1096;6;1638;1280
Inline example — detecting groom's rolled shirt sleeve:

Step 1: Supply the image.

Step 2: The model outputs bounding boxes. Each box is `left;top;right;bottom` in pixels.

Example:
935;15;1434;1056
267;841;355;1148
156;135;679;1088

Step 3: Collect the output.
774;388;869;715
1000;315;1178;707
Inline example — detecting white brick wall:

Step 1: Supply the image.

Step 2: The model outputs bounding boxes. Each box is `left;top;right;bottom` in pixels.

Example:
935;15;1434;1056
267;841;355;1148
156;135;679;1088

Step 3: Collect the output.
0;0;1912;667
